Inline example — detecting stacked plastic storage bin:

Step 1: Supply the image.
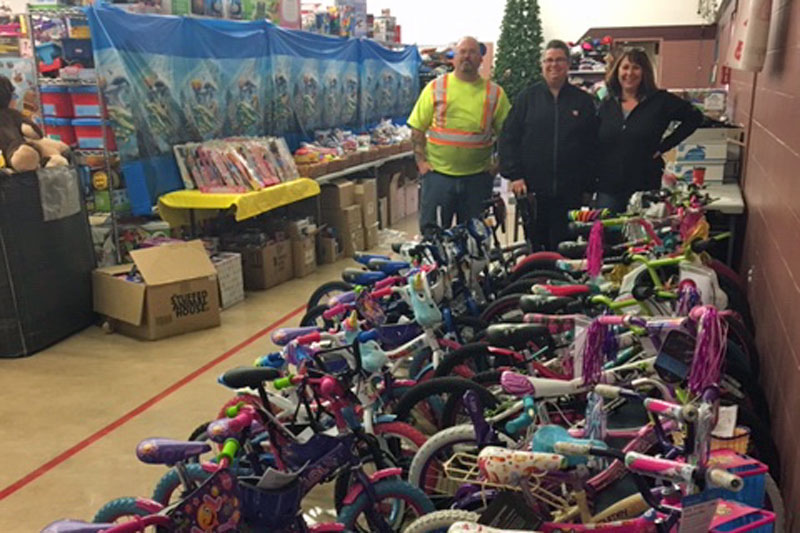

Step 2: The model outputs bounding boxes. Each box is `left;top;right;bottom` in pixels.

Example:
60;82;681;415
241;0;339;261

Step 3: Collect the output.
68;86;116;150
42;86;76;146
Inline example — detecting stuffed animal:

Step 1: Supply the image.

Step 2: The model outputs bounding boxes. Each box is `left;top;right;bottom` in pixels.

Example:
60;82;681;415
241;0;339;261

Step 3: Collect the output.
0;75;69;172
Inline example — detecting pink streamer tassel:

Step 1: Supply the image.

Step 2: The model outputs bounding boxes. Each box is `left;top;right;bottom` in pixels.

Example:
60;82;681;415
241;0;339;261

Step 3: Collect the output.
586;220;604;279
688;305;728;395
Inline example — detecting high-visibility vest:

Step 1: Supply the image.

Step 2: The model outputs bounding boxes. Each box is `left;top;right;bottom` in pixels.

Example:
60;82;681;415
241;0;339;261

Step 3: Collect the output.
428;74;502;149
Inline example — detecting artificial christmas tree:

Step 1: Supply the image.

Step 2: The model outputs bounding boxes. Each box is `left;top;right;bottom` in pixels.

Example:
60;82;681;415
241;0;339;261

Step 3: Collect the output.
493;0;544;102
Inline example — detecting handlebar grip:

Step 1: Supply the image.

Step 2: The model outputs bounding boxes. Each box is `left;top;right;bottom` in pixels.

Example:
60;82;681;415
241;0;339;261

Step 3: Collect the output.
218;438;239;464
374;276;398;290
296;331;322;345
225;401;246;418
504;412;533;435
553;441;593;456
690;239;712;254
643;399;699;422
594;384;623;399
323;304;348;320
707;468;743;492
596;315;628;326
273;375;295;390
624;452;695;485
370;286;394;299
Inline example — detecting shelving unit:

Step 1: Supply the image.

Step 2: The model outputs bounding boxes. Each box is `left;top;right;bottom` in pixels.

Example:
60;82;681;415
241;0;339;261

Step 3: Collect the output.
26;4;122;264
316;151;413;184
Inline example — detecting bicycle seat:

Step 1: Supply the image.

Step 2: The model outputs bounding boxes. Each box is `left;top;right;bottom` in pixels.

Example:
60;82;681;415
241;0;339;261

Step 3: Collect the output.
557;240;588;259
532;425;606;467
478;446;566;485
501;371;585;399
485;323;550;349
136;438;212;465
41;522;116;533
271;326;319;346
353;251;391;265
341;268;387;285
367;258;410;275
219;367;282;389
519;295;576;314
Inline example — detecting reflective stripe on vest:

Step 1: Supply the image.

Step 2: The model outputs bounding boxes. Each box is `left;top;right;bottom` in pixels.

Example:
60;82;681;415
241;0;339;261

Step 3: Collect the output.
428;74;500;149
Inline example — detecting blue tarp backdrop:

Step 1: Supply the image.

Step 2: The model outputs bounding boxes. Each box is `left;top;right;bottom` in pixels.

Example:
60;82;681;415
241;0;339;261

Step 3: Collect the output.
85;5;420;215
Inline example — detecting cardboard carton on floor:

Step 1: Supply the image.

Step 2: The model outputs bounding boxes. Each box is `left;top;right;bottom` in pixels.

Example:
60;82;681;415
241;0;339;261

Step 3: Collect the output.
405;180;419;216
378;197;388;229
93;240;221;341
212;252;244;309
229;238;293;290
292;234;317;278
322;204;362;232
317;235;339;264
364;222;380;250
320;180;355;210
341;225;366;256
388;172;406;224
354;179;378;227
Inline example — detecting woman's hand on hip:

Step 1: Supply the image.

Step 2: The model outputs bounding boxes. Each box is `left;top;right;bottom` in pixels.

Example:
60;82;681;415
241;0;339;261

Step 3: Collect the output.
510;179;527;196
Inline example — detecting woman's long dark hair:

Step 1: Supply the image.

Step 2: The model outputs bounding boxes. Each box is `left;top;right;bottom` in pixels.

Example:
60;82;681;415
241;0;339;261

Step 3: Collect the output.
606;48;658;99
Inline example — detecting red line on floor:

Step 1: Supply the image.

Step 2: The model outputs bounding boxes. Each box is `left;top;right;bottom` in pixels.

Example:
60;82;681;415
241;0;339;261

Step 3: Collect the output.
0;304;306;501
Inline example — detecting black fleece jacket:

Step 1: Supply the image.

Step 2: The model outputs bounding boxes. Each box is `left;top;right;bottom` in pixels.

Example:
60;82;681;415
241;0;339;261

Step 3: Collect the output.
595;89;703;194
498;82;597;200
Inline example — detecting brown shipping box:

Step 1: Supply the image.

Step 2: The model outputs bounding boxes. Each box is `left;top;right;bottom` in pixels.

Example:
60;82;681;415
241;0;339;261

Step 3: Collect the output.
354;179;378;227
92;240;221;341
317;235;339;264
341;224;366;256
232;238;293;290
292;235;317;278
405;180;419;216
364;222;380;250
320;180;355;210
389;172;406;224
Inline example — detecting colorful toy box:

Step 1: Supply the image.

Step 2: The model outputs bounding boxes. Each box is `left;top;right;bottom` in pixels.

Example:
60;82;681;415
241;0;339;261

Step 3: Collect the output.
72;118;117;150
68;86;103;117
41;86;73;117
44;117;77;146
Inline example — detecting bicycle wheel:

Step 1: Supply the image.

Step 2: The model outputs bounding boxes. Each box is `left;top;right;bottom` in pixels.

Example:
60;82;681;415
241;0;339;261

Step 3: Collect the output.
300;304;335;329
479;294;524;324
307;280;353;309
403;510;481;533
391;377;500;436
333;421;428;512
151;463;211;505
433;343;522;380
407;424;514;509
337;479;434;533
93;497;153;523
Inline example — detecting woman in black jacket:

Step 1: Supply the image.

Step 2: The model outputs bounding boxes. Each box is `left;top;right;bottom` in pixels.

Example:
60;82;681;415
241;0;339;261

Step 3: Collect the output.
595;49;703;212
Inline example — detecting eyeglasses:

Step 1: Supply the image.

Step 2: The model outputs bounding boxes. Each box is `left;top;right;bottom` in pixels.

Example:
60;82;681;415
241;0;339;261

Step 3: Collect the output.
542;58;568;65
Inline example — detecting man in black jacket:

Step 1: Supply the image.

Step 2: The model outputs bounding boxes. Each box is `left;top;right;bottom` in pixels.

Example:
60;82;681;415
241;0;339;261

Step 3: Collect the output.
499;40;597;251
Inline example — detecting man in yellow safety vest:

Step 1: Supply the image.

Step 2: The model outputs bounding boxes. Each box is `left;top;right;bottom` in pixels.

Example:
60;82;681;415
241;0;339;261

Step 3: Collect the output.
407;36;511;235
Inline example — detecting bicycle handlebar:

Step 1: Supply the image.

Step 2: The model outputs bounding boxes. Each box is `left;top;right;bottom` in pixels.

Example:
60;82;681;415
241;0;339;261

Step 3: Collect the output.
644;398;699;423
625;451;742;491
323;304;350;320
295;331;322;345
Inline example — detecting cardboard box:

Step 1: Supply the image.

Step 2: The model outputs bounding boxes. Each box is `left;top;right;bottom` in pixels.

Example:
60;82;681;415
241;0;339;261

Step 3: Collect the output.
341;224;366;257
212;252;244;309
323;204;363;232
378;197;388;229
318;235;339;264
388;172;406;224
673;141;730;162
405;180;419;217
364;222;380;250
320;180;355;210
292;235;317;278
354;179;378;226
92;240;221;341
232;238;293;290
665;161;725;183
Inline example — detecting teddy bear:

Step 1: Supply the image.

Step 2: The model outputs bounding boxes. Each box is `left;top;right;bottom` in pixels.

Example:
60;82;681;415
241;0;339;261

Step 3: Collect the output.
0;75;70;172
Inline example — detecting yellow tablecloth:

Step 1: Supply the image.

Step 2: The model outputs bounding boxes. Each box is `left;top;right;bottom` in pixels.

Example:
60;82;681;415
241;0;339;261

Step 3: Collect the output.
157;178;321;228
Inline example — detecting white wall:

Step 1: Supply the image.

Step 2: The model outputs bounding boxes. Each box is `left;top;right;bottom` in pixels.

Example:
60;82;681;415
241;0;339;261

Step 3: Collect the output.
367;0;707;46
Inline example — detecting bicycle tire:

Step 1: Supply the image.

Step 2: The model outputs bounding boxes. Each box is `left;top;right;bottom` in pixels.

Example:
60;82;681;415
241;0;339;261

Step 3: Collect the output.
479;294;524;324
300;304;335;328
764;473;786;533
93;497;153;523
391;377;499;434
407;424;514;509
433;343;521;379
307;280;353;310
333;421;428;513
336;479;435;532
403;510;481;533
440;370;504;429
151;463;211;505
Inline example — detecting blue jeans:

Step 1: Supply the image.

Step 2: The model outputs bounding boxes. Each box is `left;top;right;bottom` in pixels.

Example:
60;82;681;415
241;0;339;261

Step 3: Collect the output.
419;171;494;234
